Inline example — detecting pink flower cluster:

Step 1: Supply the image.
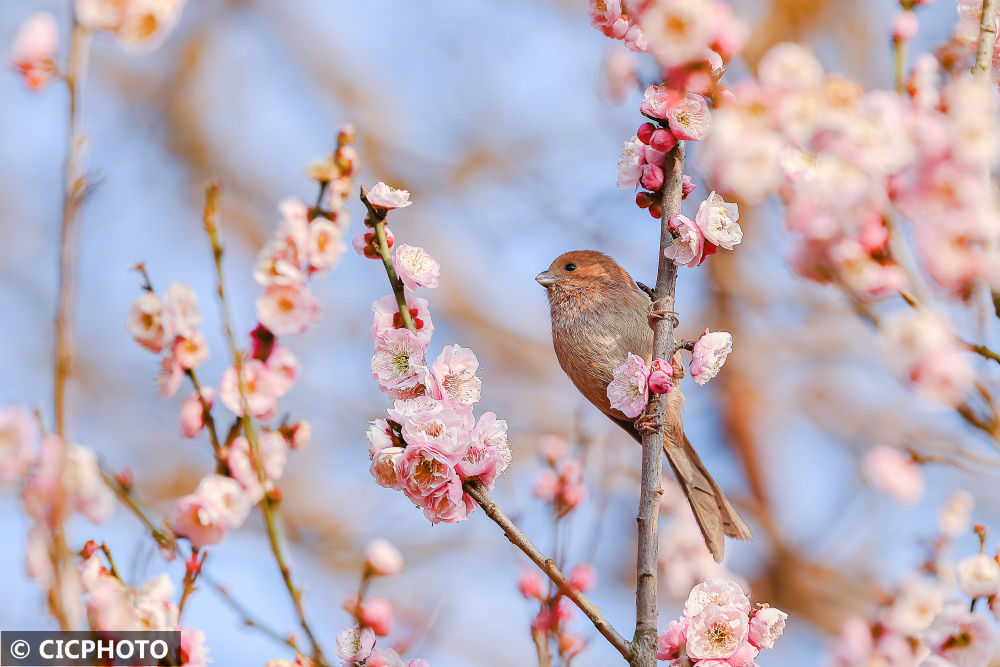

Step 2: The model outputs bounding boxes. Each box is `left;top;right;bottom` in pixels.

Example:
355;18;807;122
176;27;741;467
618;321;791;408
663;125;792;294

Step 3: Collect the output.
363;184;512;524
657;579;787;666
881;308;974;406
607;332;730;419
663;194;741;268
333;539;429;667
255;127;357;336
861;445;924;505
9;12;58;91
589;0;747;69
518;563;595;662
75;0;188;51
532;434;588;515
701;40;1000;300
829;493;999;665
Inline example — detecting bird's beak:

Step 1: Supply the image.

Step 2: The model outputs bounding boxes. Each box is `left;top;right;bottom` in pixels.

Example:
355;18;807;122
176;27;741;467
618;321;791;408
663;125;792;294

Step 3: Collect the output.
535;271;558;288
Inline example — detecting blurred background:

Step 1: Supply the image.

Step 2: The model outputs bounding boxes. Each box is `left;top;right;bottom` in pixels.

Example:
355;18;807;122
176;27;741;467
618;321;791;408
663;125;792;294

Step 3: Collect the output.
2;1;999;665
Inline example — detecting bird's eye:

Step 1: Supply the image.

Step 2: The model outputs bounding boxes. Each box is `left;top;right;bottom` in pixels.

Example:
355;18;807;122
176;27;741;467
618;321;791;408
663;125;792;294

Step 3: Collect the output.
565;263;577;271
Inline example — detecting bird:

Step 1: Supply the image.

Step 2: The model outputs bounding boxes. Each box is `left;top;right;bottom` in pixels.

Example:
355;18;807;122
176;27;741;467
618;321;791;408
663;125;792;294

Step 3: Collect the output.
535;249;751;561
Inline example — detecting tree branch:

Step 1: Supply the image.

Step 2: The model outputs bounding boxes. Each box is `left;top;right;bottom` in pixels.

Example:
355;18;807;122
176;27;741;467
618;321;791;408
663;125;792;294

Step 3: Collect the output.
974;0;1000;79
630;142;684;667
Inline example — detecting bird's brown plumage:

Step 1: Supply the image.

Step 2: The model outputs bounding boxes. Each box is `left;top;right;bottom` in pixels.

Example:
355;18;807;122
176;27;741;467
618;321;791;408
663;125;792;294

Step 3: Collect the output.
537;250;751;561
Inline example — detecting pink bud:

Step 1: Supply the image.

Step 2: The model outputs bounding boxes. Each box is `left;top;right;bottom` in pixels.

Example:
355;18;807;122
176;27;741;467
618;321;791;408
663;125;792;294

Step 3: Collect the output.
538;434;567;465
560;481;587;509
637;122;656;145
640;164;664;191
364;538;404;576
518;570;545;600
360;598;395;637
656;620;687;661
180;388;214;439
649;129;677;153
681;175;697;199
644;146;667;168
559;633;586;658
892;10;918;42
635;191;654;209
533;469;558;501
647;358;674;395
569;564;597;592
648;204;662;219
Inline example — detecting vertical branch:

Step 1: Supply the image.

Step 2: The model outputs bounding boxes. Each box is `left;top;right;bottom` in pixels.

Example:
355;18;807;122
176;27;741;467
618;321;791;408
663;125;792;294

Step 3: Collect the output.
974;0;1000;79
202;185;329;667
631;142;685;667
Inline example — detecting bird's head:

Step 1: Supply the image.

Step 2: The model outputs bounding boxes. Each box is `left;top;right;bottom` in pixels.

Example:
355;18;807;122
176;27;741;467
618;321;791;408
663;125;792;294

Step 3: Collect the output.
535;250;636;293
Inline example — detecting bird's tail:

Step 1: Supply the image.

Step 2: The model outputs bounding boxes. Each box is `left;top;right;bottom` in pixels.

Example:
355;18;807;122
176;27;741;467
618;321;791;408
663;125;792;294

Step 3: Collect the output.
662;433;752;562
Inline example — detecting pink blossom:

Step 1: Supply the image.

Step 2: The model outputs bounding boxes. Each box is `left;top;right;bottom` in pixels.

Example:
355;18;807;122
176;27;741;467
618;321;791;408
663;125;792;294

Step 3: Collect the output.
606;353;649;419
748;606;788;649
923;603;997;665
650;129;677;153
256;282;321;336
664;214;706;268
569;563;597;592
519;570;545;600
407;661;430;667
0;405;39;481
589;0;621;29
538;434;567;464
647;357;675;395
957;555;1000;599
156;354;184;398
168;475;251;547
690;330;733;385
695;192;742;250
172;334;209;370
371;328;430;399
657;619;687;660
178;627;209;667
430;344;482;405
9;12;58;91
422;477;474;524
367;182;413;210
226;432;287;501
334;625;375;662
456;412;511;488
127;293;170;352
162;283;203;339
371;447;405;490
710;2;749;62
397;443;457;504
640;0;714;67
685;605;750;659
398;402;472;465
892;10;919;41
265;345;300;397
667;93;711;141
393;244;441;291
861;446;924;505
725;641;759;666
559;633;586;659
617;136;646;190
367;418;398;457
757;42;824;92
684;579;751;617
361;597;394;636
640;164;665;191
23;436;112;525
282;420;311;450
533;469;558;501
307;218;345;272
682;175;697;198
365;538;404;576
179;387;214;439
254;206;307;287
371;293;434;345
353;227;395;259
938;490;974;538
640;84;682;120
366;648;406;667
219;359;278;418
881;576;945;636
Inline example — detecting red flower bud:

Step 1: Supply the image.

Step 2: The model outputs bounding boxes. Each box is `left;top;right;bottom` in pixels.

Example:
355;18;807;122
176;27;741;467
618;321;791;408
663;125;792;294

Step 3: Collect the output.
637;122;656;145
650;129;677;153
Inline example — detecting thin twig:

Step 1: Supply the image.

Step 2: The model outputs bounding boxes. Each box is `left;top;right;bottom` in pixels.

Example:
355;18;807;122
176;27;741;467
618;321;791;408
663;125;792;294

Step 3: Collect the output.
630;142;685;667
464;482;631;660
974;0;1000;79
360;187;631;660
202;183;329;667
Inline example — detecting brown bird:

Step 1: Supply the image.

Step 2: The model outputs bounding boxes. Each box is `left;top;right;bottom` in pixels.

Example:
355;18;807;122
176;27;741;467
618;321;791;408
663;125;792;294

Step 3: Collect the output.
536;249;751;561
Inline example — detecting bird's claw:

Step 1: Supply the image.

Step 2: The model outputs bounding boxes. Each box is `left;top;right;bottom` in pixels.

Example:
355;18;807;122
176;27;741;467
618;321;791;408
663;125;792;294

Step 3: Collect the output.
648;300;679;327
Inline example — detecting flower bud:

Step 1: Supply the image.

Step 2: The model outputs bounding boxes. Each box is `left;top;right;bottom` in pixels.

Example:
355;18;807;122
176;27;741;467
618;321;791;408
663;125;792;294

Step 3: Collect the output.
635;191;654;209
644;146;667;168
640;164;665;191
648;203;662;219
681;175;697;199
892;10;918;42
637;122;656;145
649;129;677;153
364;538;404;576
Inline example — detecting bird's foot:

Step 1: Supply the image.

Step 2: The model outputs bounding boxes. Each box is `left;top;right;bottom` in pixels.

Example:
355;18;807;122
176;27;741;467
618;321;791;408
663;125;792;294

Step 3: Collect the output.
634;414;664;434
648;300;679;327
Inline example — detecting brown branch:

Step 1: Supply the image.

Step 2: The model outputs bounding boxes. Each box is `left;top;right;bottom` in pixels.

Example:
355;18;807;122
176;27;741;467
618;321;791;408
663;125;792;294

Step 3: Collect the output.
202;184;329;667
360;188;631;660
464;482;631;660
974;0;1000;79
630;142;684;667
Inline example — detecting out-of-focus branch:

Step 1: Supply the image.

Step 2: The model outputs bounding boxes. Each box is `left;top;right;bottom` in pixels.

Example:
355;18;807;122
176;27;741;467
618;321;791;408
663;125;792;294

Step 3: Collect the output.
630;142;685;667
202;184;329;667
974;0;1000;79
360;188;631;661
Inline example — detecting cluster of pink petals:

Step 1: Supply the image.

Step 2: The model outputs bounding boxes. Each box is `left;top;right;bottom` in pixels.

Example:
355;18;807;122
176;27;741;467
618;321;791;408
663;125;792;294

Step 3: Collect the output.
658;579;786;665
606;354;681;419
167;474;251;548
641;87;711;141
9;12;58;91
533;454;588;513
663;192;740;269
690;330;733;385
364;188;514;525
880;309;974;406
620;118;705;219
218;343;300;420
861;445;924;505
0;405;40;481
